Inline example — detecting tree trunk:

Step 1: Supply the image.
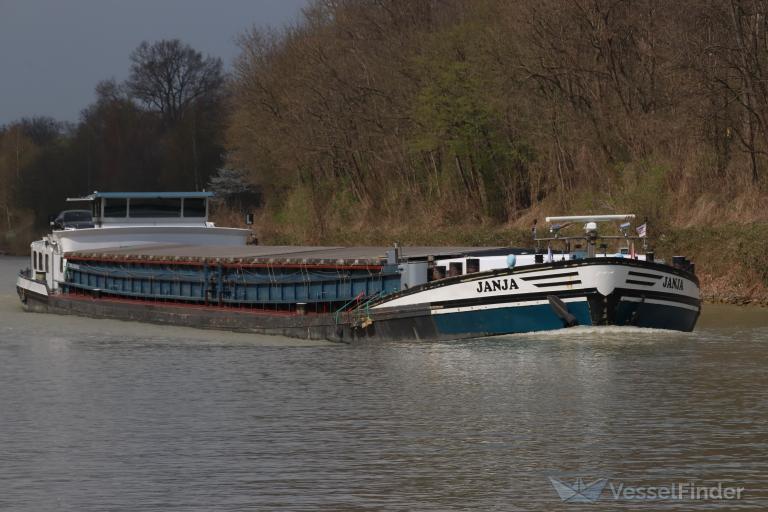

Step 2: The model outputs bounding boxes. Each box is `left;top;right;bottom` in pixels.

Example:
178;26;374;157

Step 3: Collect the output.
192;111;200;190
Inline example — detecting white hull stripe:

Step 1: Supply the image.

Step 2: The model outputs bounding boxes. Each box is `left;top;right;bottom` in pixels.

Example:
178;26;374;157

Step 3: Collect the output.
16;276;49;297
374;261;700;309
621;296;700;312
432;297;587;315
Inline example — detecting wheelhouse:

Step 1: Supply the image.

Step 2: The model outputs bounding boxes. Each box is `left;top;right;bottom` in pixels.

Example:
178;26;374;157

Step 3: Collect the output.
66;191;214;227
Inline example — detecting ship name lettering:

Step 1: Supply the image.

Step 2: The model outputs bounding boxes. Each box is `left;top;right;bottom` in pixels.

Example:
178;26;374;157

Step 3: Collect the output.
476;278;519;293
662;276;684;290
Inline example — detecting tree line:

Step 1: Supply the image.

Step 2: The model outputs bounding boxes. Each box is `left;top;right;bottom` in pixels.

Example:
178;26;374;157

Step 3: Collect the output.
0;39;227;251
228;0;768;242
3;0;768;253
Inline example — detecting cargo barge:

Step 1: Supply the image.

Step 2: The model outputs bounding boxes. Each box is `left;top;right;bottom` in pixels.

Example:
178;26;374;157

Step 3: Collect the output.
16;192;701;341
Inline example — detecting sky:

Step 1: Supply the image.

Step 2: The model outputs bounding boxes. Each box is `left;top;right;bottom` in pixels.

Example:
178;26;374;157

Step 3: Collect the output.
0;0;308;125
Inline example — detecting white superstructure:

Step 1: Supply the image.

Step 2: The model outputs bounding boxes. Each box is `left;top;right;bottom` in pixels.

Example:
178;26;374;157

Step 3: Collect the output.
26;192;250;294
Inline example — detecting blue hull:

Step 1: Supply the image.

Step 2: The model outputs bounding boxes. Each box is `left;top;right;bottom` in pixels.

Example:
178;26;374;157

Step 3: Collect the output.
614;300;700;331
20;281;700;343
22;256;701;343
351;290;700;342
433;301;593;336
350;258;702;341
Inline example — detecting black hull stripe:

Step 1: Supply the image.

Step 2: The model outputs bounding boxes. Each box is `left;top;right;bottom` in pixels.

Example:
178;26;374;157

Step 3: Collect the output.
534;280;582;288
626;279;655;286
427;287;700;310
627;271;662;279
615;287;700;307
520;271;579;281
430;288;599;309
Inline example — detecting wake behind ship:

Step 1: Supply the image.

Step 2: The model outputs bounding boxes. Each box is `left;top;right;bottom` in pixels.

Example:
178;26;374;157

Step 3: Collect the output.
16;192;701;342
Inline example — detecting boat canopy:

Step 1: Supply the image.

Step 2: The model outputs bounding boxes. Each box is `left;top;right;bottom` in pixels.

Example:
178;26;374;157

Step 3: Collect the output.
66;191;214;201
545;214;635;223
65;191;214;226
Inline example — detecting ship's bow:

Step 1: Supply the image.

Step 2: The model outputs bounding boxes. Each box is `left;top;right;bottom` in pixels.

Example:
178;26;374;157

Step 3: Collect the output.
579;258;701;331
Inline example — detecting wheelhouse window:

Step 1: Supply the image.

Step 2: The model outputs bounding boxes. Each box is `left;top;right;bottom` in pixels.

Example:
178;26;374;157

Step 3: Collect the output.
129;198;182;218
183;198;206;217
104;198;127;217
63;211;92;222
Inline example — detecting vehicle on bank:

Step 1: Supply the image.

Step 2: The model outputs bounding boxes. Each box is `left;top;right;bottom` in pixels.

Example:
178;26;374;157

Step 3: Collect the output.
50;210;95;230
16;192;700;341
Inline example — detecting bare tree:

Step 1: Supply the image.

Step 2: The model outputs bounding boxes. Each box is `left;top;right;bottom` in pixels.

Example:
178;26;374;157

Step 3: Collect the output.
126;39;224;123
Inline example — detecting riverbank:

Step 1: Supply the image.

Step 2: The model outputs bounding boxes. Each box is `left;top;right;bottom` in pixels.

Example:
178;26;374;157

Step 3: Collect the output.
656;224;768;307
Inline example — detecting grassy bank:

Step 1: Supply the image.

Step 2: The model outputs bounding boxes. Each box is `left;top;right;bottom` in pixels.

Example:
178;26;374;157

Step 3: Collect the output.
657;225;768;305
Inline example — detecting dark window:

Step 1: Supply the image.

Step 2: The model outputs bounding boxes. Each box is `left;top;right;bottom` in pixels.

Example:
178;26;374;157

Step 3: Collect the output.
60;257;64;274
32;251;37;270
45;254;49;272
63;211;92;222
92;201;102;218
183;198;206;217
104;198;127;217
129;198;181;218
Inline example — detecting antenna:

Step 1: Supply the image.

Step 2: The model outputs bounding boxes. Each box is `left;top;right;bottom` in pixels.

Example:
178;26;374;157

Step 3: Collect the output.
619;222;631;237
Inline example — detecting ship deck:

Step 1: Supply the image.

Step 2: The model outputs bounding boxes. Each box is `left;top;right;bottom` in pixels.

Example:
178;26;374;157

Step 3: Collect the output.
65;244;528;266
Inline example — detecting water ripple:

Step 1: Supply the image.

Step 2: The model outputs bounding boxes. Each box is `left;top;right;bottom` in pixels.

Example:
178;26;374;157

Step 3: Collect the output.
0;257;766;510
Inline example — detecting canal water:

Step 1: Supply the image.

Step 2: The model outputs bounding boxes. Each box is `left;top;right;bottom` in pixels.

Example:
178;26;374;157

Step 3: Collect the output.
1;256;766;510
